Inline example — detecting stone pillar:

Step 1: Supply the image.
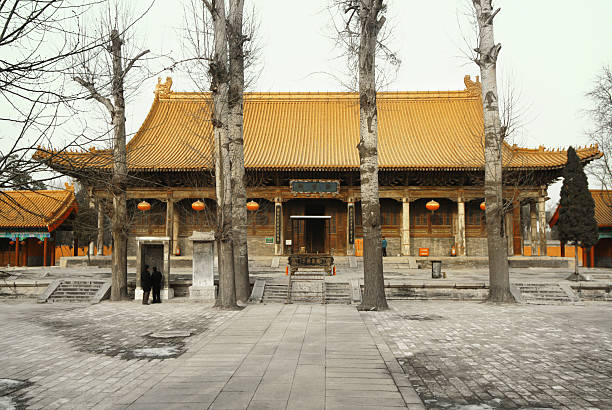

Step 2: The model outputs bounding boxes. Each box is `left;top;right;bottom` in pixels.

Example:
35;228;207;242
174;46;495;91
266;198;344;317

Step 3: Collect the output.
400;198;411;256
505;211;513;256
274;199;283;256
96;200;104;255
537;196;547;256
347;200;355;256
456;199;466;256
530;201;538;255
189;231;216;301
512;199;522;255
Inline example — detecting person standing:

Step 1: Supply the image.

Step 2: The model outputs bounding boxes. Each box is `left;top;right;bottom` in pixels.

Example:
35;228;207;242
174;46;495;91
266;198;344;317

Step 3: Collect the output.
141;265;151;305
151;266;162;303
382;237;388;257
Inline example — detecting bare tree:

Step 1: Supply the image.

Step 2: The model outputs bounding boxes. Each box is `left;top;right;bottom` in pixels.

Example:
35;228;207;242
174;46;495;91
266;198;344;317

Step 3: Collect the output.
587;66;612;199
471;0;514;303
227;0;250;304
331;0;391;311
180;0;257;307
0;1;105;197
72;4;150;301
201;0;238;309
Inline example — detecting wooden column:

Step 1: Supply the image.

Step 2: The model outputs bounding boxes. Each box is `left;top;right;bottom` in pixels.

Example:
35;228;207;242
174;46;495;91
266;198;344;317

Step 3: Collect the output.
512;200;522;255
50;239;55;266
43;238;48;267
538;196;547;256
590;245;595;267
97;200;104;255
73;236;78;256
88;196;95;255
400;198;411;256
504;211;513;256
274;199;283;256
173;204;180;255
165;199;175;254
14;239;19;267
560;241;565;257
347;200;355;256
530;201;538;255
456;199;466;256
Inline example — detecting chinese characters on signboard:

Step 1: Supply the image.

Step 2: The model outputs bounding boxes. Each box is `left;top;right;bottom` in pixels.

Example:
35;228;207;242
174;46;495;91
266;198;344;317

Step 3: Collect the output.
290;180;339;194
348;204;355;245
275;204;281;244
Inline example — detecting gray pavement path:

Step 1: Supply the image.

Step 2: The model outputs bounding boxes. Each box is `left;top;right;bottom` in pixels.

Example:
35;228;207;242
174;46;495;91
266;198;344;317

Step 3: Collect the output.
0;302;422;409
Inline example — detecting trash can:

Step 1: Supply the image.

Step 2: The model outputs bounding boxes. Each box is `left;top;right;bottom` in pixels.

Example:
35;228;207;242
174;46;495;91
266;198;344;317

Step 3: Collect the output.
431;260;442;279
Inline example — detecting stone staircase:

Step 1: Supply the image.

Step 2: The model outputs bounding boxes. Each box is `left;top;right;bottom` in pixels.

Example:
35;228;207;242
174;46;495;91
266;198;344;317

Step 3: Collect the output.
514;282;579;305
324;282;351;304
39;279;111;303
262;281;289;303
260;277;352;304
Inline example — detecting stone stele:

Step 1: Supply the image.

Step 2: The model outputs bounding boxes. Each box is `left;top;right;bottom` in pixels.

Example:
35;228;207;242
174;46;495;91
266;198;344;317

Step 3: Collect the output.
189;231;216;301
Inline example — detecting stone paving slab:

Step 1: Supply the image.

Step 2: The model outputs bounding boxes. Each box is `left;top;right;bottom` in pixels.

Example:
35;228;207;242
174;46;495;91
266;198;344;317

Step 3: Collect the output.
363;300;612;410
0;301;418;409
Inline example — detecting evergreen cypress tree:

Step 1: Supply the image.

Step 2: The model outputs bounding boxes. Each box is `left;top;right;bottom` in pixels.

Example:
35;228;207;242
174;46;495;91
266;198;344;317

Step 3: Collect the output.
558;146;599;278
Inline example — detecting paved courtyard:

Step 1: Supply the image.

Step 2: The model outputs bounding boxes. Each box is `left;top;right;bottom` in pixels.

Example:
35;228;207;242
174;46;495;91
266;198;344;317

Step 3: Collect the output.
364;301;612;410
0;301;421;410
1;299;611;409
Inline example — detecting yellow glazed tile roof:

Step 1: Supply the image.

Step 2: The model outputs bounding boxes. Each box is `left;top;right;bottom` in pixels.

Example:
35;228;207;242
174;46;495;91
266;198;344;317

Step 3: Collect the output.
34;76;601;172
591;190;612;227
0;186;77;231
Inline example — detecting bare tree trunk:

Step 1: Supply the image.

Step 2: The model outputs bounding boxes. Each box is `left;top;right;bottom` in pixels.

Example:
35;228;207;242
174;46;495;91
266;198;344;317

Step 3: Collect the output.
575;245;579;275
97;199;104;255
357;0;388;311
473;0;514;303
228;0;250;304
208;0;238;309
74;28;148;301
109;30;129;300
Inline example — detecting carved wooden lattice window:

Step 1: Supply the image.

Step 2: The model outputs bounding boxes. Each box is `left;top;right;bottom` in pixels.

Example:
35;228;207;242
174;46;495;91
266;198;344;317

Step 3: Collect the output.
467;202;483;226
431;208;451;226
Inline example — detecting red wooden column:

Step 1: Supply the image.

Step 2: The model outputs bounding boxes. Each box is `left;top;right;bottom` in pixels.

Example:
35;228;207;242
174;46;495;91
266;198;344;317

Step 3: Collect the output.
43;238;48;267
51;241;56;266
14;239;19;267
560;241;565;257
590;246;595;268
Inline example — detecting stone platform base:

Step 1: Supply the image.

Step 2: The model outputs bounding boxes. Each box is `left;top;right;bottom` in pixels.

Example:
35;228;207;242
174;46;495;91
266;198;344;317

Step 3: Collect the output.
189;286;216;301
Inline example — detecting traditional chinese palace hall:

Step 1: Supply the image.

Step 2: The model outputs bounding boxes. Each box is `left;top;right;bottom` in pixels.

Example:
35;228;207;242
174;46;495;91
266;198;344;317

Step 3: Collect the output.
0;186;77;266
36;76;601;258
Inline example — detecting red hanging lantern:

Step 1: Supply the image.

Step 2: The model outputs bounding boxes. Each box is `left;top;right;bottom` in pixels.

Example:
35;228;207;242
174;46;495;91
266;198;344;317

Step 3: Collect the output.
480;201;486;211
192;200;205;211
9;241;15;245
426;200;440;212
137;201;151;211
246;200;259;212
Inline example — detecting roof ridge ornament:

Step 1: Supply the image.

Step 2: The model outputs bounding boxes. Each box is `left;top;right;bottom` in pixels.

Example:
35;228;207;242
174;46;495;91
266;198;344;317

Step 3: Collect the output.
154;77;173;99
464;75;481;96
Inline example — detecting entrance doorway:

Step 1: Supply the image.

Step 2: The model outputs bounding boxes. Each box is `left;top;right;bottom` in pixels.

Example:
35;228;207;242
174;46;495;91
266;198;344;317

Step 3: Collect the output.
305;204;325;253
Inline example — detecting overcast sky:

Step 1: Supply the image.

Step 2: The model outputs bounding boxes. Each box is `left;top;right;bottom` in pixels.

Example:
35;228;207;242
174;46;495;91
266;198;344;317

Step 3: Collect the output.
106;1;612;206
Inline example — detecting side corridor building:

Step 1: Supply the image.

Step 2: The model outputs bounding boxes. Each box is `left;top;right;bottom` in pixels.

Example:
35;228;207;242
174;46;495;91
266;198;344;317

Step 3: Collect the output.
35;76;601;258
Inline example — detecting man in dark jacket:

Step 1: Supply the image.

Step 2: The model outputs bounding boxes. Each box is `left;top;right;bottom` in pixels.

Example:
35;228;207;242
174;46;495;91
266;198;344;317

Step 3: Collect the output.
151;266;162;303
141;265;151;305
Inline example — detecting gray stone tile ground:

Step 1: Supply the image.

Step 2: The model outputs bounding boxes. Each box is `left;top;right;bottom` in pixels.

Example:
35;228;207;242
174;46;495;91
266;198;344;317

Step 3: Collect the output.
363;301;612;410
0;301;419;409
